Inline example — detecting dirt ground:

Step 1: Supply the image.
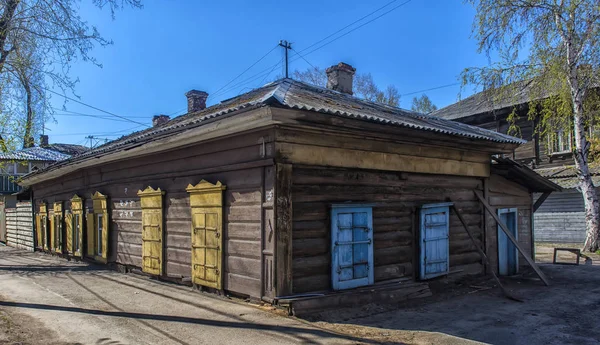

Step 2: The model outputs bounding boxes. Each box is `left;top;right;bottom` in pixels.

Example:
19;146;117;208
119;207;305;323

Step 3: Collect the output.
0;246;356;345
307;244;600;345
2;244;600;345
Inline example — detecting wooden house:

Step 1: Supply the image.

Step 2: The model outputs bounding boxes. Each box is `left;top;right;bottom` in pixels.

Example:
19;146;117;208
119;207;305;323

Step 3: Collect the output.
433;82;597;244
19;63;559;313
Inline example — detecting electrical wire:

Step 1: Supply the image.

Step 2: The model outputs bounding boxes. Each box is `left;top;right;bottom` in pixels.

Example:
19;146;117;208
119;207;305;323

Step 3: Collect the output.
210;0;414;101
44;88;150;127
208;44;279;99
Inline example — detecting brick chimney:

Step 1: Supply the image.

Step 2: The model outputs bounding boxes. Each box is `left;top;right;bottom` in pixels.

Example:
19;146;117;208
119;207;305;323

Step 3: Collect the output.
152;114;170;127
326;62;356;95
185;90;209;113
39;134;49;147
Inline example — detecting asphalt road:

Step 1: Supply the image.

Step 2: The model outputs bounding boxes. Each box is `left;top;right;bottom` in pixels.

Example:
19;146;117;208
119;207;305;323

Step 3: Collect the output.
0;246;358;345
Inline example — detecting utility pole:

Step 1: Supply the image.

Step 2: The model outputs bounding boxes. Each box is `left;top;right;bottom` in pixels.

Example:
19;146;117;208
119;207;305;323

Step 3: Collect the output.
279;40;292;78
86;135;94;149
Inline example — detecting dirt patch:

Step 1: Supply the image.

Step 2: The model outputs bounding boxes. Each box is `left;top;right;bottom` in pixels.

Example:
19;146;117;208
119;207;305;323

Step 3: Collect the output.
535;242;600;265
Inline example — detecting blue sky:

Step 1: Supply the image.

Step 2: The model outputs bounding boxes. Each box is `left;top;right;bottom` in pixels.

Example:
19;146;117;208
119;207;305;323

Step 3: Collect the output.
47;0;491;146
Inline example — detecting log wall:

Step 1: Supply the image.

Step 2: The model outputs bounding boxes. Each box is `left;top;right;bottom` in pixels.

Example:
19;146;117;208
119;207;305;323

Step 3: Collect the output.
291;166;486;293
31;130;275;298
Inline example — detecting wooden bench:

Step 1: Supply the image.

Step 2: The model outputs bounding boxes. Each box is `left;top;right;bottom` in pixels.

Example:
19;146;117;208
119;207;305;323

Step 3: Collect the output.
553;247;581;265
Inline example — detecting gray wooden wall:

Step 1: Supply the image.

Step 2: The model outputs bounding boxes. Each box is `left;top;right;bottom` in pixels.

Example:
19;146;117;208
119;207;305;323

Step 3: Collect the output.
534;189;587;244
6;201;34;251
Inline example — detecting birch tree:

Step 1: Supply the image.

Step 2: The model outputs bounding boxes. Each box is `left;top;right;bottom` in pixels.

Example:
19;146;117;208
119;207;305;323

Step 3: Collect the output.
463;0;600;251
0;0;142;148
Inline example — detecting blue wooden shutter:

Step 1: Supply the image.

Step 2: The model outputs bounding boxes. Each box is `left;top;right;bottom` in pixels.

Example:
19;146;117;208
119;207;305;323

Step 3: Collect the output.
420;203;451;280
331;206;374;290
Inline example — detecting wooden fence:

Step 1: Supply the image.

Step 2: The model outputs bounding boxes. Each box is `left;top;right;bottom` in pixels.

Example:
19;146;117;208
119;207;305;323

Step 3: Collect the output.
6;201;34;251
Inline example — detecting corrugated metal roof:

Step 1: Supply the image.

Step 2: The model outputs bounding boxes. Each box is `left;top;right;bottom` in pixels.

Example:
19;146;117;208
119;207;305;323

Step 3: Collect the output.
432;80;550;120
0;146;71;161
534;165;600;189
23;79;525;182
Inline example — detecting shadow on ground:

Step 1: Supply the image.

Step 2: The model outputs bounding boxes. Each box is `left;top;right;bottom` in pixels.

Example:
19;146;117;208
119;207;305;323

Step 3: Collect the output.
305;264;600;345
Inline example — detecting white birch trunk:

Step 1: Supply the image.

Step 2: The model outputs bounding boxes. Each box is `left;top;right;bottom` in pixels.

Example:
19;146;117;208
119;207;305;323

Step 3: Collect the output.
569;64;600;252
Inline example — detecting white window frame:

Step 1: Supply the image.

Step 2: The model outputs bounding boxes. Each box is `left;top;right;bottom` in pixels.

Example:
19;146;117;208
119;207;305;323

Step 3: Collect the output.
97;213;103;256
331;204;374;290
74;214;80;253
549;129;571;154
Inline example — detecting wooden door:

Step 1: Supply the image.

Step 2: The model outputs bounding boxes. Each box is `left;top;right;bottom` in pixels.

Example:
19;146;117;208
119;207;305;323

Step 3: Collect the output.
498;208;518;276
420;204;450;280
331;206;374;290
187;180;226;290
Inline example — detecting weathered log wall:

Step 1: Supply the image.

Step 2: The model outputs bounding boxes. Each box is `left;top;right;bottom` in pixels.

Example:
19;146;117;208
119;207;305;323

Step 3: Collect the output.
291;166;485;293
32;130;275;298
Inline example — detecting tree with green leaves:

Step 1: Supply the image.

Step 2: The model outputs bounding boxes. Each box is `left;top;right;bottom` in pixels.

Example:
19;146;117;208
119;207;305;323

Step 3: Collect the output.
463;0;600;251
0;0;142;149
411;94;438;114
293;67;401;107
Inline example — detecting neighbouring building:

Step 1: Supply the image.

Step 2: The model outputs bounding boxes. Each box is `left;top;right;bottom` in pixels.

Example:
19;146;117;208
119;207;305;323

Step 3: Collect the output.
0;136;87;248
19;63;559;314
432;82;595;244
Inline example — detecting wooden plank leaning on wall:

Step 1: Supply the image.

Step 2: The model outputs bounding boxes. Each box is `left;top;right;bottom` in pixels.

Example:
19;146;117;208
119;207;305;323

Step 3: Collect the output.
474;190;549;286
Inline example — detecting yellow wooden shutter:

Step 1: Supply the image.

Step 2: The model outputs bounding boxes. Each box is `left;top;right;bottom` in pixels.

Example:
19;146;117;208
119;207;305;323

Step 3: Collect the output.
187;180;225;290
35;214;42;249
65;213;73;254
86;213;95;257
138;187;164;276
101;211;109;260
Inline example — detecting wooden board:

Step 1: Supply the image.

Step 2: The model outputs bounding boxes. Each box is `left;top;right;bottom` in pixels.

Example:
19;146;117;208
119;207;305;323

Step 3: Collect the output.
278;142;490;177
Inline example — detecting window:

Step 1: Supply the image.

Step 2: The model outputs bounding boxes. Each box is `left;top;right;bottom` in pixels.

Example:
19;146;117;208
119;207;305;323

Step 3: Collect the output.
420;203;451;280
97;214;103;256
54;215;62;251
74;214;80;253
42;215;48;249
549;129;571;154
331;205;374;290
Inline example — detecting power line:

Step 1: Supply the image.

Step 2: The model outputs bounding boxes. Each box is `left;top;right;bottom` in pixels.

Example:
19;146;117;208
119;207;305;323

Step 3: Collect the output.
210;1;413;101
291;47;316;69
51;107;149;119
296;0;401;55
400;82;460;97
291;0;413;62
210;44;279;99
44;88;150;127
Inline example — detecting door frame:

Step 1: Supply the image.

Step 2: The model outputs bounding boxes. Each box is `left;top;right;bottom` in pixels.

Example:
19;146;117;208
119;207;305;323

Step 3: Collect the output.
497;207;518;275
